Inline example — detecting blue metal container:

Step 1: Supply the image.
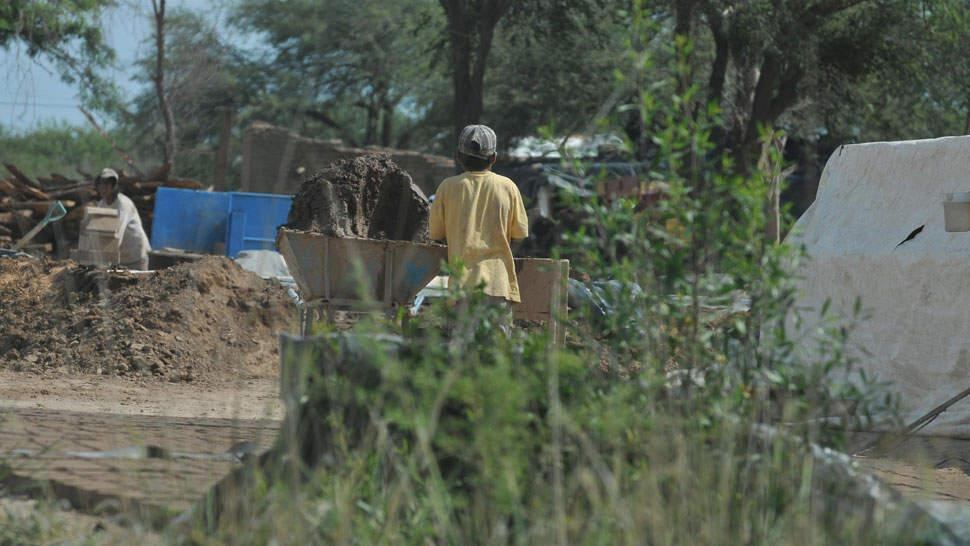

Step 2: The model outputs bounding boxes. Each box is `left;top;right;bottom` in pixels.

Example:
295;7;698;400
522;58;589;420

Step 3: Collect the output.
226;192;293;257
151;188;231;254
151;188;293;257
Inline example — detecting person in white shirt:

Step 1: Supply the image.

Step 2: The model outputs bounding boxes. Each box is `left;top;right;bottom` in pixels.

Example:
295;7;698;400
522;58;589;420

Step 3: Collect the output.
93;168;151;270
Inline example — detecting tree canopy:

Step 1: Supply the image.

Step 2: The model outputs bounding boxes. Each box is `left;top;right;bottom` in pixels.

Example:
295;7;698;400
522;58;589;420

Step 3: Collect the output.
0;0;115;106
4;0;968;187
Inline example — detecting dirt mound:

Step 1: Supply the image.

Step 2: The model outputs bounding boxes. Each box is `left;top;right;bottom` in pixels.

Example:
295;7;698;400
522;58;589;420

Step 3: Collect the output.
0;256;294;381
285;153;431;242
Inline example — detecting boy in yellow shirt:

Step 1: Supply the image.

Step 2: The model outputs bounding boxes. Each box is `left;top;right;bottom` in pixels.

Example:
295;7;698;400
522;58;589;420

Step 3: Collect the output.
429;124;529;304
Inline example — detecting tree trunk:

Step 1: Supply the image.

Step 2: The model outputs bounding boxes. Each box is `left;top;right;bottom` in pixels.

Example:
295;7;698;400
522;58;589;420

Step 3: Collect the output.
363;96;378;146
440;0;511;138
152;0;176;176
380;98;394;148
964;97;970;134
735;53;782;168
703;2;729;106
674;0;697;37
214;107;233;191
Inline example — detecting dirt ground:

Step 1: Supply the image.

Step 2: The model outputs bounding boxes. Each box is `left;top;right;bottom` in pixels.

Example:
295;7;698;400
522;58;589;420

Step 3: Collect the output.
285;153;430;242
0;256;296;382
0;370;284;540
851;433;970;504
0;370;282;419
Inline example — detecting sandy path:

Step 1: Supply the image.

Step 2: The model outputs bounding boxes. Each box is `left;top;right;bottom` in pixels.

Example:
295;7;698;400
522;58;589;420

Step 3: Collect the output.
0;370;283;420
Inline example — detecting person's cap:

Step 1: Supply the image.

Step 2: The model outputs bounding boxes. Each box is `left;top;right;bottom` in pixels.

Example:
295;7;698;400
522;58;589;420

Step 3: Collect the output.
97;168;119;182
458;124;497;159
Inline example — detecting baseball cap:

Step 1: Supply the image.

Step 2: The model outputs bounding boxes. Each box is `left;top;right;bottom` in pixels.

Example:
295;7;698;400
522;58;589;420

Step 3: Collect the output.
97;168;119;182
458;124;497;159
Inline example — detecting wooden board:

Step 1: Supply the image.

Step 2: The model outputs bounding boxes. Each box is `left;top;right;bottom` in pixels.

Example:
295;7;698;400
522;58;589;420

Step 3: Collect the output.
513;258;569;346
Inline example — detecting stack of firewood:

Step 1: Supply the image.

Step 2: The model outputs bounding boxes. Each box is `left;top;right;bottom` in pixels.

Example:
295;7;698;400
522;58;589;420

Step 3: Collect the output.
0;162;203;255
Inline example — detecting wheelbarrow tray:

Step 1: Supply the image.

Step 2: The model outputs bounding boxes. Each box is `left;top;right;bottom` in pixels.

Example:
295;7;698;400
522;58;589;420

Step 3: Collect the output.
277;228;447;308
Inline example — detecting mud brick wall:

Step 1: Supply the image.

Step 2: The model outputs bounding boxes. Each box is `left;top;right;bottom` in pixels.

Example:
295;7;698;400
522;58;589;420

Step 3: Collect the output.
241;122;455;196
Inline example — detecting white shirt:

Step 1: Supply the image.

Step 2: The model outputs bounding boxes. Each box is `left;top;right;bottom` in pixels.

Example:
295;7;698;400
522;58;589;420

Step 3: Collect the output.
97;193;151;264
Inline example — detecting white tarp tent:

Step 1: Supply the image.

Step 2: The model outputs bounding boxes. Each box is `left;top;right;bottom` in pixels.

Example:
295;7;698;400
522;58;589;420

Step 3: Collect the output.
790;135;970;437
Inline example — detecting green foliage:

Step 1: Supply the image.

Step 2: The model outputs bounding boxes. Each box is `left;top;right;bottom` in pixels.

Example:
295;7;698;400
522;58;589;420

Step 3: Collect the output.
820;0;970;143
232;0;446;149
0;0;117;110
0;123;114;179
632;0;964;166
181;18;928;546
485;0;627;145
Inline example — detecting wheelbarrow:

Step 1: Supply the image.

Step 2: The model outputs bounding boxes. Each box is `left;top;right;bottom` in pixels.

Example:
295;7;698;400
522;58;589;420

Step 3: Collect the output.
277;228;570;343
277;228;447;333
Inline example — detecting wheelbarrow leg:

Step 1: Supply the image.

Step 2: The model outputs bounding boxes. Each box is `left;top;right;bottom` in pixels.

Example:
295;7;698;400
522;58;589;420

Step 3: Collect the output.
299;305;311;336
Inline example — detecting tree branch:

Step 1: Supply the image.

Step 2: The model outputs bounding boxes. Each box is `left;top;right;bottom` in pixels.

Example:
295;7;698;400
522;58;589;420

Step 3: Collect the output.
78;107;146;178
304;109;361;148
152;0;177;175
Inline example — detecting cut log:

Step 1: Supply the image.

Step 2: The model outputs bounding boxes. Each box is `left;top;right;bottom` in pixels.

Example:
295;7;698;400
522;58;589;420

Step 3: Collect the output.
3;163;41;190
164;178;204;190
48;184;95;199
10;201;75;214
129;194;155;205
146;163;171;182
0;180;17;196
132;181;164;192
20;185;52;201
50;173;78;186
5;178;52;201
0;210;33;223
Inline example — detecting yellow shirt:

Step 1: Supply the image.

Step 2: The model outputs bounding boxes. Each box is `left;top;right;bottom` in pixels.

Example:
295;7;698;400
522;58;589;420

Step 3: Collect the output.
429;171;529;302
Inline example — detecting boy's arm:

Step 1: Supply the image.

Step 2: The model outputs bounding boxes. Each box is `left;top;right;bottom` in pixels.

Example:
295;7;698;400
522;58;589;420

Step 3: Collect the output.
509;186;529;241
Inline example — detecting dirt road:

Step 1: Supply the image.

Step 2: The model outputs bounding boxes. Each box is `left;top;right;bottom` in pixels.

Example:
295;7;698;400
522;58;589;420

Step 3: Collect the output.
0;370;283;420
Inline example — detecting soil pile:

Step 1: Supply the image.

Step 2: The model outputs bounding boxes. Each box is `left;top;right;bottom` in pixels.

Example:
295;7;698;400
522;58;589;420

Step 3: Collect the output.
0;256;294;381
285;153;431;242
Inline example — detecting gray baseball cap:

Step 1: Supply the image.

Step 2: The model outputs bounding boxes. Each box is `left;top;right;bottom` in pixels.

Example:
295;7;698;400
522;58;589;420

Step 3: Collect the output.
458;124;497;159
97;167;119;182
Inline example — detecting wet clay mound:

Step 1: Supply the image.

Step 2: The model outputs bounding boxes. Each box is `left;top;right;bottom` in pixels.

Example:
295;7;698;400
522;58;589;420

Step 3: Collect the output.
0;257;294;381
285;153;430;242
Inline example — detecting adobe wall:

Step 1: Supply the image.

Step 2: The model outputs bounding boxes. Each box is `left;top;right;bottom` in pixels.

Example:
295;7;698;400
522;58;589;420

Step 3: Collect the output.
241;122;455;196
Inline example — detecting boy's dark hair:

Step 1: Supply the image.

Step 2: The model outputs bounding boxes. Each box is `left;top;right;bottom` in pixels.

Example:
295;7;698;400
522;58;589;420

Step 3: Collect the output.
458;152;494;172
